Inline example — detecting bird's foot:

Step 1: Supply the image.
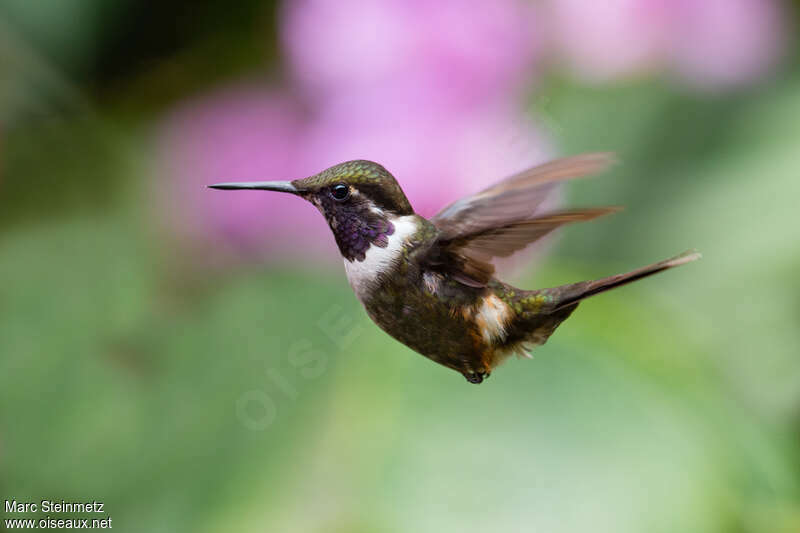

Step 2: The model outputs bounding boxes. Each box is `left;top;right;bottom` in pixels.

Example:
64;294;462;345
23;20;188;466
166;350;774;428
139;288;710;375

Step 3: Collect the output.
463;371;489;384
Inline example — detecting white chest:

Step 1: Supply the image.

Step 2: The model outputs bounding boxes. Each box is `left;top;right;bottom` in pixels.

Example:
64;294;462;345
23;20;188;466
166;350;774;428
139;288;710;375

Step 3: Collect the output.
343;215;419;301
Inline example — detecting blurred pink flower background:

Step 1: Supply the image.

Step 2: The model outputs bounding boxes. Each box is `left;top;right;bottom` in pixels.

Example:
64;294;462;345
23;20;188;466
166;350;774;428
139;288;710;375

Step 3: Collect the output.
546;0;785;86
157;0;787;263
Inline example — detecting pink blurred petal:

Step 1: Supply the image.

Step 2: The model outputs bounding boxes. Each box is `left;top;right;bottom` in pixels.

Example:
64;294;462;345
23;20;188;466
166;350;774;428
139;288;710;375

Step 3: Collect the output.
302;87;552;219
281;0;541;105
669;0;785;89
547;0;673;81
547;0;786;88
156;84;336;262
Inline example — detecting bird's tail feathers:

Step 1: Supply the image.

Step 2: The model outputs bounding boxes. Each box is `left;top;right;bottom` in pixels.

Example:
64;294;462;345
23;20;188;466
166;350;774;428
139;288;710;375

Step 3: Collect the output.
551;250;701;311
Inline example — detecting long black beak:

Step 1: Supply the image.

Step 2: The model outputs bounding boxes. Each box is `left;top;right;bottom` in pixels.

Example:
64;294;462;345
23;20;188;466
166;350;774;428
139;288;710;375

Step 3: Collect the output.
208;180;300;194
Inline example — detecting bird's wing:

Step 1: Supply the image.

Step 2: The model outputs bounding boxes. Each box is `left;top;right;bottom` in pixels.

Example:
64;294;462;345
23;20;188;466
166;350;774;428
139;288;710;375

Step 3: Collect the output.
423;208;619;287
422;153;618;287
430;153;615;240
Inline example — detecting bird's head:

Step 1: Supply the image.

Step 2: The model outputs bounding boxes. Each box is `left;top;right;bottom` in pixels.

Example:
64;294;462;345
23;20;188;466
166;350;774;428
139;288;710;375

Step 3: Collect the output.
209;160;414;261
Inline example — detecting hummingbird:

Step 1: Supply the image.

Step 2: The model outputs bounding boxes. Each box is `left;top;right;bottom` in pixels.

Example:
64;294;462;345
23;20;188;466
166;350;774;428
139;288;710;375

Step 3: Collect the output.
209;154;699;384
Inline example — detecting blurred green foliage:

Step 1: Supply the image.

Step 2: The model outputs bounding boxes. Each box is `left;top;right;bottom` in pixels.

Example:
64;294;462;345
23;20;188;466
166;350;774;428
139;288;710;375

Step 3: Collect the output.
1;2;799;532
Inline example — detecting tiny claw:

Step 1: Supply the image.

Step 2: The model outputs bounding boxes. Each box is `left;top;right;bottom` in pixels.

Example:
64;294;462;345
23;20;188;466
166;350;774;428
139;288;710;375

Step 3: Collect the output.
464;372;488;384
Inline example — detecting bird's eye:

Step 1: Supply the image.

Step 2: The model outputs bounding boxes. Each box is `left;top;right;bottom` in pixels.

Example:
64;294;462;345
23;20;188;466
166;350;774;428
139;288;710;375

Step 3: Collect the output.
331;184;350;201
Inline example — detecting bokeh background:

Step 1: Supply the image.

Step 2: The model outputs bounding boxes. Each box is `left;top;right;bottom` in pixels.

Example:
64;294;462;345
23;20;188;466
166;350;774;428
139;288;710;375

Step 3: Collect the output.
2;1;800;531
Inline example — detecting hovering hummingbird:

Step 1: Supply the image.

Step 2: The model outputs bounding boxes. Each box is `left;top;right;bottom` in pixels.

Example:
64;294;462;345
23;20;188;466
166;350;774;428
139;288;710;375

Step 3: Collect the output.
210;154;699;384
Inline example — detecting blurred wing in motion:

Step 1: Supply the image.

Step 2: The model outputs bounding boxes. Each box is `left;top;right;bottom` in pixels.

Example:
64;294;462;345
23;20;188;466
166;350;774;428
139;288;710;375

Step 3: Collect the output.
425;208;619;287
430;152;616;240
423;153;618;287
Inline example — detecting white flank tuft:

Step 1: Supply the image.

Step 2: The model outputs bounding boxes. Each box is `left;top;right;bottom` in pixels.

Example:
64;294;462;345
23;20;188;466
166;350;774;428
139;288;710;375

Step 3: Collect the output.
475;294;512;344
